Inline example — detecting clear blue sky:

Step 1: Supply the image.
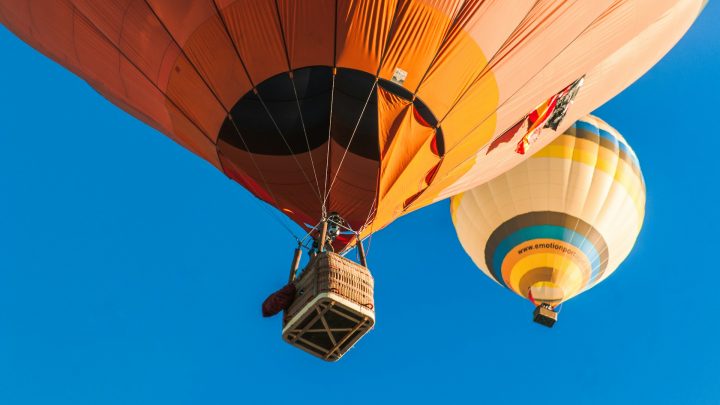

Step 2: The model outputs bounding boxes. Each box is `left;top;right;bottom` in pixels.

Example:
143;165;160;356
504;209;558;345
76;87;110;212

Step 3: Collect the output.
1;5;718;405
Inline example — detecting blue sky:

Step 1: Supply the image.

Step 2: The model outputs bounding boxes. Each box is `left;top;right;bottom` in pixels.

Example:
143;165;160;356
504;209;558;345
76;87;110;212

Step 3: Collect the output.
1;5;719;405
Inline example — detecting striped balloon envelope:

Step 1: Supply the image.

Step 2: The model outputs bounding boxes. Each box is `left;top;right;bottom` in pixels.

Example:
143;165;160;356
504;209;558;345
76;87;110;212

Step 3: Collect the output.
451;115;645;312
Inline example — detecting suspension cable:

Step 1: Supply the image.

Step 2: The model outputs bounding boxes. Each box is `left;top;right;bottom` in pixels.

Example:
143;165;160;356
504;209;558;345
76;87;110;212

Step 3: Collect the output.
323;79;378;208
254;91;323;204
288;72;323;200
227;114;301;241
321;69;337;217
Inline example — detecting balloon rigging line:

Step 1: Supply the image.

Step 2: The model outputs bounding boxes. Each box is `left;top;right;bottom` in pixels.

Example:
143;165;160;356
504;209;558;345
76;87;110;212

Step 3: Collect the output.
298;223;321;246
68;5;215;145
211;0;254;84
270;0;324;202
321;70;337;217
332;219;357;234
145;0;313;238
357;150;382;238
358;193;378;236
435;1;558;127
295;216;360;257
323;79;379;208
246;198;301;242
67;3;301;242
144;1;234;120
289;73;324;201
322;0;402;216
409;0;469;95
216;0;323;212
317;0;440;223
70;2;302;240
364;222;376;258
320;0;340;219
226;115;302;241
209;0;308;238
251;89;323;205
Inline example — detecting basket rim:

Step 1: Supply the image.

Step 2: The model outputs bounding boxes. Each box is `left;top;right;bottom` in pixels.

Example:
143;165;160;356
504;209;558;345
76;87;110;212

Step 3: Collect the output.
283;292;376;331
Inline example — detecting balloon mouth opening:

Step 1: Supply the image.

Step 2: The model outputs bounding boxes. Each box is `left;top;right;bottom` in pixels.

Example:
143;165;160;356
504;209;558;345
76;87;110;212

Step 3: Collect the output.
528;281;565;306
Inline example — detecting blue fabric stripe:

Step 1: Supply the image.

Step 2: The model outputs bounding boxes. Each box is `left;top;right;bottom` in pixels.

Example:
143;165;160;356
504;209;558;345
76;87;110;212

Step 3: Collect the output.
575;119;640;165
489;225;601;288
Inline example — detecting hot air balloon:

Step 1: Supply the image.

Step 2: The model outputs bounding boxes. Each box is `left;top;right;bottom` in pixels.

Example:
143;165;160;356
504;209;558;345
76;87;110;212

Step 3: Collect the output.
0;1;701;356
451;115;645;327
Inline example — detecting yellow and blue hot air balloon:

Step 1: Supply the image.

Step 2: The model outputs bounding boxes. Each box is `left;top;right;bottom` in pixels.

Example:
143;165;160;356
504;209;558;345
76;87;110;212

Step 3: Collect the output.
450;115;645;327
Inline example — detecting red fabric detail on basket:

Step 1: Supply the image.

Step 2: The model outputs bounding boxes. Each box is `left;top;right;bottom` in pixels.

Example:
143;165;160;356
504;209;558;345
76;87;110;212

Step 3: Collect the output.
262;283;297;317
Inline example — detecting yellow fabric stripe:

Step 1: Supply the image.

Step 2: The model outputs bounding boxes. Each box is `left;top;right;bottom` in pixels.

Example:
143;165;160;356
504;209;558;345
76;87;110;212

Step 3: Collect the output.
501;239;592;290
503;252;589;304
533;136;645;220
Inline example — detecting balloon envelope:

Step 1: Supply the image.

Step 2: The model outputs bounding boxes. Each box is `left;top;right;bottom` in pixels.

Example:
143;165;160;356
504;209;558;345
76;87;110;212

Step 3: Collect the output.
0;1;701;249
451;115;645;306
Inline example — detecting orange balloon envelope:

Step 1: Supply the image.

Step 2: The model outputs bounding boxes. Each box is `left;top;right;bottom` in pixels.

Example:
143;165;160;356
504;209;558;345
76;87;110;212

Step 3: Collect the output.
0;0;705;249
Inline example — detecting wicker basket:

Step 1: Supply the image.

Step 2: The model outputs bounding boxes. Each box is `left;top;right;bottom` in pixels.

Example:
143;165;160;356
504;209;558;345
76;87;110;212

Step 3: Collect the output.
533;304;558;328
282;252;375;361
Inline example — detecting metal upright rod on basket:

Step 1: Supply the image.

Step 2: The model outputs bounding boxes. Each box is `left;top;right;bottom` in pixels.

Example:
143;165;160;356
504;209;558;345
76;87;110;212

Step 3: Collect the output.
318;221;328;252
357;238;367;267
288;245;302;283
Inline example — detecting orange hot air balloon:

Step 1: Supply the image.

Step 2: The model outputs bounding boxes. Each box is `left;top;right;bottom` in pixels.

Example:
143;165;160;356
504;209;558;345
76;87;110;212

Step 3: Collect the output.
0;0;705;250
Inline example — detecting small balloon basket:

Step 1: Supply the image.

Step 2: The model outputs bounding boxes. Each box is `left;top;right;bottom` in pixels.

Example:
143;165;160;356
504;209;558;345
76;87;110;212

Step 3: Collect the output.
533;303;558;328
282;251;374;361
